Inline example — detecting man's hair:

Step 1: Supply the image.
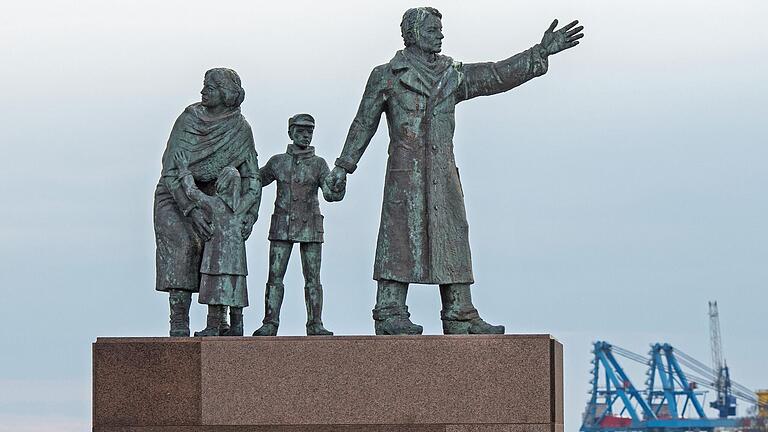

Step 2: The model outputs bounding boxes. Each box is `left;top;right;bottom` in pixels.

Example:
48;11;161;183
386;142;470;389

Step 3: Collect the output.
400;7;442;47
204;68;246;108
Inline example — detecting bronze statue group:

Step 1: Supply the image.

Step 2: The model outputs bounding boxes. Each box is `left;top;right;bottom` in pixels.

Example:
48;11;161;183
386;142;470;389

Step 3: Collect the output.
154;7;584;337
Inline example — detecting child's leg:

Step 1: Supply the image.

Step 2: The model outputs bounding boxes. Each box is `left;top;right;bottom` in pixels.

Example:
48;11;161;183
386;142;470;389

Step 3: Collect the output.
194;304;225;337
300;242;332;336
253;241;293;336
227;307;243;336
219;305;230;334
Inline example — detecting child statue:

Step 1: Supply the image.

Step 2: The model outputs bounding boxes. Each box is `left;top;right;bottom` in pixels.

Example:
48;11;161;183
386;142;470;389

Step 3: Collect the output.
252;114;345;336
174;150;260;336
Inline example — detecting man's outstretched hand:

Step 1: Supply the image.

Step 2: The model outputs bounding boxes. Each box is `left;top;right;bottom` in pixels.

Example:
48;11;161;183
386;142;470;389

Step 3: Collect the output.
541;19;584;56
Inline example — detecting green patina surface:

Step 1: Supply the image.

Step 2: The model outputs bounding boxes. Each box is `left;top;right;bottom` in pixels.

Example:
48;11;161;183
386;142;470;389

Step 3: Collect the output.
326;7;584;335
154;68;260;337
252;114;342;337
153;9;584;337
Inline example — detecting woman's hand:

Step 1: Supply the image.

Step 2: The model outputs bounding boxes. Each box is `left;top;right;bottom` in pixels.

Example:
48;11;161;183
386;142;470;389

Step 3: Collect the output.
241;213;257;240
244;151;258;173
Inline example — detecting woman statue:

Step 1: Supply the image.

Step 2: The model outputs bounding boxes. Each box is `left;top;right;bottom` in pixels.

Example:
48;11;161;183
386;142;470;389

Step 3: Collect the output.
154;68;260;336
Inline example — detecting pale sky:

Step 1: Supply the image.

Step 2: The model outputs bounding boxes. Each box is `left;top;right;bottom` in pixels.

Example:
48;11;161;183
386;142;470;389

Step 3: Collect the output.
0;1;766;430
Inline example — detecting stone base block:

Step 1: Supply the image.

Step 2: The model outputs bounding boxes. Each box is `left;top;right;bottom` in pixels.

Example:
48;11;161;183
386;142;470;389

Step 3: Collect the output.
93;335;563;432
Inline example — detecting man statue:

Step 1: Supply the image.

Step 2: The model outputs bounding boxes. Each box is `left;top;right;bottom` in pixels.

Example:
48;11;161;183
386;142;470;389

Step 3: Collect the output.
154;68;260;337
252;114;345;337
328;7;584;335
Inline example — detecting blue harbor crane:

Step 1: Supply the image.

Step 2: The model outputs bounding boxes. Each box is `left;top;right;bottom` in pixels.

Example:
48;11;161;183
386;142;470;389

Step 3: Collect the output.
580;340;763;432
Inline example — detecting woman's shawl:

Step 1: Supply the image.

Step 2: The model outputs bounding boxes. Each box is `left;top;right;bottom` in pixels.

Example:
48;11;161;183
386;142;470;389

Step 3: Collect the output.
160;103;255;184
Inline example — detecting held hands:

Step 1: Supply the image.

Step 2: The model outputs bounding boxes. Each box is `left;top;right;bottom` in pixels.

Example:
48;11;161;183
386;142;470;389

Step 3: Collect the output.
541;19;584;56
329;166;348;194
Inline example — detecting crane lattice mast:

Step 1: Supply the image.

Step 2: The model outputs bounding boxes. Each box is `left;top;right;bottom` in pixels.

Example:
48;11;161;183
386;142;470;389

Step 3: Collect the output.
709;301;723;380
709;301;736;418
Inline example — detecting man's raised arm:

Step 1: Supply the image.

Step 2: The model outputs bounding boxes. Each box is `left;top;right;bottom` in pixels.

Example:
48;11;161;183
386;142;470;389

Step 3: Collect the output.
458;19;583;102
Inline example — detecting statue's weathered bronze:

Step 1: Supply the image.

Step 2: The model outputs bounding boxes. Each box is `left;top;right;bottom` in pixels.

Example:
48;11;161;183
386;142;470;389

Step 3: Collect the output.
328;8;584;335
252;114;345;336
174;151;260;336
154;68;260;337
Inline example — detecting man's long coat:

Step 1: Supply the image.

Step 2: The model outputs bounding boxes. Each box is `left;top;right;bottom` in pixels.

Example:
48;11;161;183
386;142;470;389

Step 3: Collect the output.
336;46;548;285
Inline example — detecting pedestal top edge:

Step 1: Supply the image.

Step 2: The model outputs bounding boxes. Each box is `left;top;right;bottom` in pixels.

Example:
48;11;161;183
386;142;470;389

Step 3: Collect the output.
94;334;559;344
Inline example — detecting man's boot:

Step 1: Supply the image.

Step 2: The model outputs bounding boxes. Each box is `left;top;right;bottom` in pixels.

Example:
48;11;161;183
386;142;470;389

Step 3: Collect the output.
194;305;225;337
169;289;192;337
223;307;243;336
252;283;284;336
305;284;333;336
440;284;504;335
372;280;423;335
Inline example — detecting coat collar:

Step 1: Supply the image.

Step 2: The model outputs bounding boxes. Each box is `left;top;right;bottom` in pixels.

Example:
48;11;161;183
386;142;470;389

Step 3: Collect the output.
287;144;315;159
389;50;457;99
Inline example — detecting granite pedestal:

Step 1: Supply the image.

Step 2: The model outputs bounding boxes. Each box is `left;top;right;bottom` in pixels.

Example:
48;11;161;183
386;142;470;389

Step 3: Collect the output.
93;334;563;432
